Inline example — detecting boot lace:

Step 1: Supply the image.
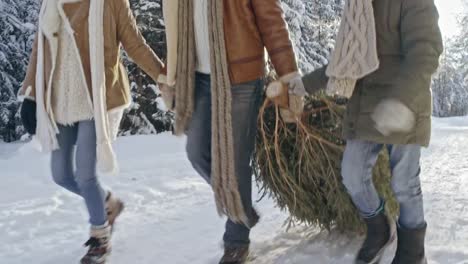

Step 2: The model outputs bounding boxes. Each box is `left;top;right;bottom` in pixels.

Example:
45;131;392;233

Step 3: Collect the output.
83;237;107;257
84;237;101;248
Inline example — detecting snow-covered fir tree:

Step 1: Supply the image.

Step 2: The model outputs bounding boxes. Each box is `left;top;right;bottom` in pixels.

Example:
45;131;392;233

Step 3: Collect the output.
450;0;468;80
432;47;468;117
281;0;343;73
0;0;39;142
119;0;173;136
432;2;468;117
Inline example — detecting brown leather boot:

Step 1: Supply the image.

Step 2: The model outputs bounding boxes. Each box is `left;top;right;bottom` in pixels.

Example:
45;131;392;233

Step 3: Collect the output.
219;244;250;264
105;192;124;227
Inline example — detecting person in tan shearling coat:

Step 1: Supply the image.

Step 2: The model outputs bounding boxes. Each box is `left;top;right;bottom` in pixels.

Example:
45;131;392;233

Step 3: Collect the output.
18;0;163;263
159;1;305;263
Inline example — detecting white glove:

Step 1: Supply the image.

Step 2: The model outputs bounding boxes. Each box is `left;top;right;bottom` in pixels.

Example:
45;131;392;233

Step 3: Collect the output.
280;72;307;97
371;99;415;136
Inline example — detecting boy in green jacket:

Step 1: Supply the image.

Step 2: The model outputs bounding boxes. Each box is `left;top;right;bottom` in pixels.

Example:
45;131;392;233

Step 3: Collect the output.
303;0;443;263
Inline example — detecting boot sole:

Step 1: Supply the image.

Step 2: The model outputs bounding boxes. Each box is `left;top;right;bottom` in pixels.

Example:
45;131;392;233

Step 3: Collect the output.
80;260;106;264
80;246;112;264
80;254;108;264
356;220;397;264
219;250;250;264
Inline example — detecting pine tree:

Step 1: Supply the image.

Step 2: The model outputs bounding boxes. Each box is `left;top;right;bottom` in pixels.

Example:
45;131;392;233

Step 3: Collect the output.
450;0;468;82
432;2;468;117
0;0;39;142
432;51;468;117
281;0;343;73
119;0;173;136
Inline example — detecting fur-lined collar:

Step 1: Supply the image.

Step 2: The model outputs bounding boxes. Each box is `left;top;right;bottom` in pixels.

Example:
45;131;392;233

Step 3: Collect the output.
40;0;84;38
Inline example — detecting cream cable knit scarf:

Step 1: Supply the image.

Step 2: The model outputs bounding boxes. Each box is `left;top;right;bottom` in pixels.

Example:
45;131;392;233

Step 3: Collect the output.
326;0;379;98
174;0;250;226
36;0;119;174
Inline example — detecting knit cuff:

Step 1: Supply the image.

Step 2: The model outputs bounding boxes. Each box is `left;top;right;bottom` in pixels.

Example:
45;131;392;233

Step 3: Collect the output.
90;223;111;237
279;71;301;83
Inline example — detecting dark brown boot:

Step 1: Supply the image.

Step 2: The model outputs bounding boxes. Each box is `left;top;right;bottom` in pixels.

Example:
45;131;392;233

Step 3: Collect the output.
219;244;250;264
355;211;396;264
392;224;427;264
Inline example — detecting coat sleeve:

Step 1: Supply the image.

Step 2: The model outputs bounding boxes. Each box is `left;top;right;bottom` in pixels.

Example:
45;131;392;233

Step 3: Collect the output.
391;0;443;104
18;33;39;101
302;65;329;94
116;0;164;83
251;0;299;78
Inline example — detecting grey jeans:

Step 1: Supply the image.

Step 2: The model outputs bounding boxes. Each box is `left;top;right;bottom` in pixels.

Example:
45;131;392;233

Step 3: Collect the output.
341;139;425;229
51;120;107;226
186;73;263;246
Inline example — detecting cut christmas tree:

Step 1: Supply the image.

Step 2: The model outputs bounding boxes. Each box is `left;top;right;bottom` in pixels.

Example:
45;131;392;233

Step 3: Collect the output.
253;86;398;233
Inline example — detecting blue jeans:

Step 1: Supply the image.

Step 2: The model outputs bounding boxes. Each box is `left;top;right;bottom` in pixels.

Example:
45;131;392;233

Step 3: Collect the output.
341;139;425;229
51;120;107;226
186;73;264;246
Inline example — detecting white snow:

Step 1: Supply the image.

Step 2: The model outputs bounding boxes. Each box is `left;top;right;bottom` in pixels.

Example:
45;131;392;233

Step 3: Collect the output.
1;117;468;264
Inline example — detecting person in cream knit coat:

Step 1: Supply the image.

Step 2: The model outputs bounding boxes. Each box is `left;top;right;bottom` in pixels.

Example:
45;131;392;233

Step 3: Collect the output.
18;0;164;263
159;0;304;263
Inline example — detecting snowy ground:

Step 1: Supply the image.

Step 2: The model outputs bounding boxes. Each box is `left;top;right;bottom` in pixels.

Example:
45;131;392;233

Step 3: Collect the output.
1;117;468;264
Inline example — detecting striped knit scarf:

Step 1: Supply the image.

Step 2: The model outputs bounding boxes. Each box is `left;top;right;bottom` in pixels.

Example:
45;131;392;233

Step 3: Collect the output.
173;0;250;226
325;0;379;98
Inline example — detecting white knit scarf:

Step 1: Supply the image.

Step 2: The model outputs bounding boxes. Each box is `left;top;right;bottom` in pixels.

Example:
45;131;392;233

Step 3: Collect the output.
325;0;379;98
35;0;119;174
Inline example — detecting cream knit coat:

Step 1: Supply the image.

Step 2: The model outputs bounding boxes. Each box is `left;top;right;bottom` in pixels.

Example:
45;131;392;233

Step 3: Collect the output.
35;0;121;174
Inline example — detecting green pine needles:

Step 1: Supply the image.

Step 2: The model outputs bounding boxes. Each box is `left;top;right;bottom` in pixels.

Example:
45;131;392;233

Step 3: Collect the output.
253;95;398;232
